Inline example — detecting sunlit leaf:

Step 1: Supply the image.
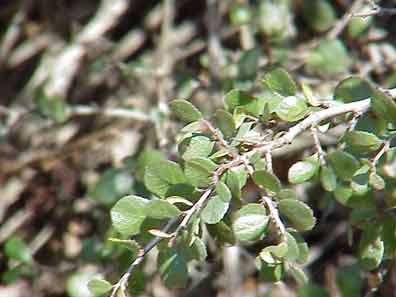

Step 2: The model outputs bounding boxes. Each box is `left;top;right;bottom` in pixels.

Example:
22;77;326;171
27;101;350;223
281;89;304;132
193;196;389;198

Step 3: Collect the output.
233;203;269;242
87;278;112;296
110;195;148;236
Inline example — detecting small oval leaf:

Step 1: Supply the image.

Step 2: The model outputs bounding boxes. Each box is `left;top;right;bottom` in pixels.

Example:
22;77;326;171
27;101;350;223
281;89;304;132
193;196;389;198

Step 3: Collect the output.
170;99;202;123
327;151;359;181
344;131;382;153
288;161;318;184
276;96;308;122
263;67;297;96
232;203;269;242
201;196;230;224
110;195;148;236
215;109;236;139
253;170;282;192
320;166;337;192
146;199;181;220
88;278;113;296
279;199;316;231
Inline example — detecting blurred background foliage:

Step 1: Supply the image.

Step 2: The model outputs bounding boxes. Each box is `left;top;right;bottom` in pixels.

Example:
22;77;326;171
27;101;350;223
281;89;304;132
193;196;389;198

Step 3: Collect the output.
1;0;396;296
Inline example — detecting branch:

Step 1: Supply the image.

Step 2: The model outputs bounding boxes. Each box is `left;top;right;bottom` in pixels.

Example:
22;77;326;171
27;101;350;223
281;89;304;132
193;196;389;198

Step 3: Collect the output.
172;188;213;238
326;0;365;40
110;188;213;297
261;196;287;242
251;88;396;156
310;126;326;166
352;6;396;18
67;105;152;122
110;217;178;297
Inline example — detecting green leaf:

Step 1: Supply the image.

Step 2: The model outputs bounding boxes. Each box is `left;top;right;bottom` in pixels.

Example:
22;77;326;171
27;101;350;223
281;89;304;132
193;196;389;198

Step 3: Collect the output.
306;39;350;76
344;131;382;153
381;215;396;257
276;96;308;122
334;76;372;103
110;195;148;236
371;89;396;126
207;221;236;245
170;99;202;123
369;172;385;190
215;109;236;139
263;68;297;96
288;229;309;264
201;195;230;224
298;284;329;297
237;48;261;79
146;199;181;219
216;181;232;202
279;199;316;231
230;3;252;25
144;160;187;197
302;0;336;32
278;189;298;200
158;249;189;288
336;264;362;297
188;236;207;261
180;135;214;160
35;88;67;123
226;166;248;199
288;161;318;184
359;225;384;271
137;148;164;180
89;169;133;206
108;238;140;256
87;279;112;296
260;242;288;264
184;157;217;187
224;89;261;116
256;257;285;282
252;170;281;192
347;13;372;38
320;166;337;192
285;232;300;262
259;1;291;40
289;265;308;286
334;183;353;206
67;271;96;297
232;203;269;242
4;236;32;263
327;151;359;181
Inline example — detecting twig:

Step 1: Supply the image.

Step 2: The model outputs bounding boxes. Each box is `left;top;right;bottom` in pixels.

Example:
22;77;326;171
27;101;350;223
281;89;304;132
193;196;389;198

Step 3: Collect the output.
172;188;213;238
352;6;396;18
29;225;55;255
371;140;389;168
202;119;239;159
67;105;152;122
110;218;178;297
0;209;34;244
0;0;32;63
20;0;129;102
261;196;287;242
241;157;286;243
110;188;213;297
265;151;273;173
326;0;366;40
206;0;225;81
310;126;326;166
250;88;396;157
155;0;176;148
